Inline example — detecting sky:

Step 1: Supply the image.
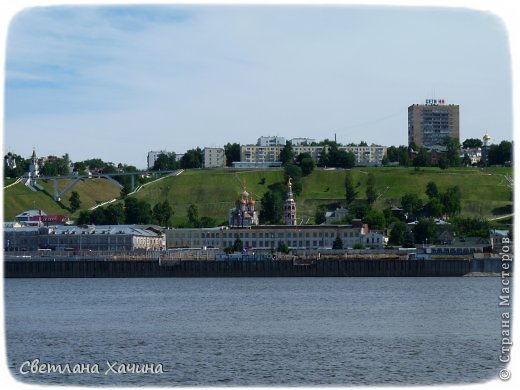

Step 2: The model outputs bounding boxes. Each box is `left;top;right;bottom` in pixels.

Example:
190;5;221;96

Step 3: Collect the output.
2;3;515;168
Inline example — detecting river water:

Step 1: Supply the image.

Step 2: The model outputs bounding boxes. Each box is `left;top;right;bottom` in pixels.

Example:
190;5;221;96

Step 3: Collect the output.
4;277;505;386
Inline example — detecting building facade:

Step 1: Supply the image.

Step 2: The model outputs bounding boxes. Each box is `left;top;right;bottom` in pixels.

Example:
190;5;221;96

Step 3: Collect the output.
147;150;175;170
203;147;226;168
408;99;460;148
165;222;384;250
4;225;165;252
257;136;286;147
283;178;297;225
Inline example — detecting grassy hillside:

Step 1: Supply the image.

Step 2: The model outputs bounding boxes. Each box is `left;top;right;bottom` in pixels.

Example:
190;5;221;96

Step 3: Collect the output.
3;178;121;221
132;167;512;224
4;167;512;224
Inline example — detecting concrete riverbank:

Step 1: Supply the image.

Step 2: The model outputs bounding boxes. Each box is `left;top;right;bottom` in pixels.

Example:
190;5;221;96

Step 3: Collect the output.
3;257;504;278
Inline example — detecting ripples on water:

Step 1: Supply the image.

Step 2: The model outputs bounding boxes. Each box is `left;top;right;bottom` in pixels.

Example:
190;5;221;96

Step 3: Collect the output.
4;277;503;385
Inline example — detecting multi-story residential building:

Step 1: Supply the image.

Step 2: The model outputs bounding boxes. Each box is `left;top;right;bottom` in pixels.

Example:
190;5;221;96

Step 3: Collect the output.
239;143;387;166
342;144;387;166
290;137;316;146
408;99;460;148
147;150;176;170
240;144;283;164
4;225;165;252
165;222;384;250
257;136;285;147
203;147;226;168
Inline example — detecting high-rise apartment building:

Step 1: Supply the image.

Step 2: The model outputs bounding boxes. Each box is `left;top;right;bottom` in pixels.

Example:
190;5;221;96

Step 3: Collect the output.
408;99;459;148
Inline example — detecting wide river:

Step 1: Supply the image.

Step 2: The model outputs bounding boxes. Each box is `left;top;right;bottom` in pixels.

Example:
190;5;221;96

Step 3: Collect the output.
4;277;505;386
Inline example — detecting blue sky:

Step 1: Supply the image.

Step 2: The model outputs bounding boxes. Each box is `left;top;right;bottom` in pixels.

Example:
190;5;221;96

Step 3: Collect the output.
3;4;513;168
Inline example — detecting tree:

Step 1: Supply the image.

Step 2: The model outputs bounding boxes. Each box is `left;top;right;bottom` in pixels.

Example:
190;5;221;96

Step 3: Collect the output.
413;148;430;167
402;229;415;248
425;181;439;199
277;241;289;254
260;188;284;224
332;235;343;249
284;163;303;195
366;173;377;204
438;156;449;170
452;217;491;238
69;191;81;213
462;138;483;149
401;193;423;220
488;141;512;165
344;171;357;204
180;148;203;169
232;237;244;252
187;204;200;227
279;141;295;166
425;198;444;218
152;153;177;170
413;218;437;244
445;137;461;167
440;186;461;217
315;206;326;225
124;197;152;224
152;200;173;227
104;204;125;225
363;209;386;230
224;143;241;167
389;221;407;246
296;153;315;176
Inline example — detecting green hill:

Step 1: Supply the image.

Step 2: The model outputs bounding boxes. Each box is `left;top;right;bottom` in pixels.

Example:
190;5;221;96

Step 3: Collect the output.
131;167;512;224
3;178;121;221
3;167;513;224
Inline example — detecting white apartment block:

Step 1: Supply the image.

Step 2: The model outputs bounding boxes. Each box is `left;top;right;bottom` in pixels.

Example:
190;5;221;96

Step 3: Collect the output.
203;147;226;168
241;145;283;164
290;137;316;146
147;150;174;170
257;136;286;147
341;144;387;166
240;143;386;166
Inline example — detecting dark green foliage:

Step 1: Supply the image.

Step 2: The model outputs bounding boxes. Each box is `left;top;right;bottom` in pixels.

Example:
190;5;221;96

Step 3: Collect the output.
296;153;315;176
284;163;302;195
444;137;461;167
462;138;483;149
279;141;295;166
438;156;449;170
425;198;444;218
180;148;203;169
260;187;284;225
344;171;357;204
224;143;241;167
315;205;327;225
413;148;430;167
425;181;439;199
277;241;289;253
385;146;412;166
152;200;173;227
401;193;423;219
3;152;29;177
452;217;491;238
69;191;81;213
124;197;152;224
232;237;244;252
389;221;408;246
366;173;377;204
363;209;386;230
488;141;512;165
413;218;437;244
152;153;178;170
77;203;125;225
187;204;200;227
40;154;71;176
332;235;343;249
440;186;461;217
402;229;415;248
